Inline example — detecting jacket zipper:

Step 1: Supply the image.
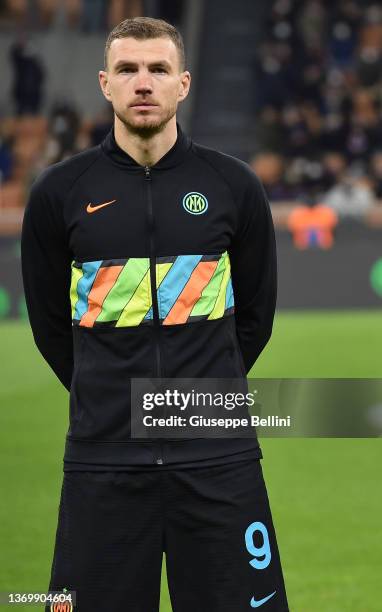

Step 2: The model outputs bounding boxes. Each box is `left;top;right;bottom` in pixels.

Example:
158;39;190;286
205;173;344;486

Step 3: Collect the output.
144;165;164;466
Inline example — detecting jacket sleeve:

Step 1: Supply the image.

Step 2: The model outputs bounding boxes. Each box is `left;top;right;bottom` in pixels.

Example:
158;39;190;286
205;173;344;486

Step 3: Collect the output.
21;172;74;391
229;171;277;374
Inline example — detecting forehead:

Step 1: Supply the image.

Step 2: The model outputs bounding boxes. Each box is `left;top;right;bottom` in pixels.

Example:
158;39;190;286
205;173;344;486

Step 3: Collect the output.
108;36;179;69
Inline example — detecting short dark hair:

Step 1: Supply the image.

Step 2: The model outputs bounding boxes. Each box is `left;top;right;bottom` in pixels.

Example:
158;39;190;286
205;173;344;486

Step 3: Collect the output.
104;16;186;72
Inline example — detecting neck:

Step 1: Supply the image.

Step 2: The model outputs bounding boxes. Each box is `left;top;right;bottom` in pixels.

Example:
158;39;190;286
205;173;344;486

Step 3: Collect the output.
114;116;178;167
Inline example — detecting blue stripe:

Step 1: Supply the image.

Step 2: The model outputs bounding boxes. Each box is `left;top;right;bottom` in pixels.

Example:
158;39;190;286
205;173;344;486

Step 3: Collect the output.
144;307;153;320
74;261;102;320
158;255;202;319
225;277;234;310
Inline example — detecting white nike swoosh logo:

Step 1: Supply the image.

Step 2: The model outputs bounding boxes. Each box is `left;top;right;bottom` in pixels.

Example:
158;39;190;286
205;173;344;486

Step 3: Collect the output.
250;591;276;607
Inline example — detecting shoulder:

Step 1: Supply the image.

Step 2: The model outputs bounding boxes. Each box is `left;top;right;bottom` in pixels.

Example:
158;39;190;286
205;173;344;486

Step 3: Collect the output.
32;145;102;196
191;141;262;195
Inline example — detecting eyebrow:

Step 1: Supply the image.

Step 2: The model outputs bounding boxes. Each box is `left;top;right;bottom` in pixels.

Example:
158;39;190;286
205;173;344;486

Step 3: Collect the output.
114;60;172;71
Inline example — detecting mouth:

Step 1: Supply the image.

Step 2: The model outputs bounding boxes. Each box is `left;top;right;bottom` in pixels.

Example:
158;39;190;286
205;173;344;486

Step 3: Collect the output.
131;103;158;110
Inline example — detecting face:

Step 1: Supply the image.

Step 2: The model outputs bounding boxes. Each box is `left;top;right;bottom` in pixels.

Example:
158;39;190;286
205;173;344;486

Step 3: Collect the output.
99;37;191;137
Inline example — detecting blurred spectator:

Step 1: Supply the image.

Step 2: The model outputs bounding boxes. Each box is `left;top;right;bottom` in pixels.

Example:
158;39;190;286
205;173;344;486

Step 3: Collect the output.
157;0;185;26
284;157;324;202
320;111;349;153
89;105;114;146
297;0;327;52
323;173;374;219
287;203;338;249
297;48;325;105
329;1;360;68
345;118;372;161
49;101;80;158
320;152;347;191
345;90;382;161
250;153;292;201
81;0;106;33
359;4;382;52
108;0;143;28
33;101;80;173
370;152;382;199
5;0;28;27
254;42;299;110
6;115;48;186
36;0;81;29
255;106;285;152
9;39;45;115
356;46;382;87
0;130;13;183
282;104;312;157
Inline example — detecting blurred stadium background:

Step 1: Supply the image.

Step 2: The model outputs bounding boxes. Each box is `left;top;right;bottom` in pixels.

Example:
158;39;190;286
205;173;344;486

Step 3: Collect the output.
0;1;381;610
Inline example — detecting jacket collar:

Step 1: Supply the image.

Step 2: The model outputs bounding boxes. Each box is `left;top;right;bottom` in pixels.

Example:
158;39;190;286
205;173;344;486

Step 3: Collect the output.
101;121;192;170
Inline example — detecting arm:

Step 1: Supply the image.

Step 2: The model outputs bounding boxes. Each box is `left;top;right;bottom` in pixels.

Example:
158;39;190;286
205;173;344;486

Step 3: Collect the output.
21;172;74;391
229;172;277;374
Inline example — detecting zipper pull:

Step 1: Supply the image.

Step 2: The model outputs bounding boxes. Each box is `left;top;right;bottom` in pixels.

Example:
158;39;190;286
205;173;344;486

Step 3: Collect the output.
144;165;151;179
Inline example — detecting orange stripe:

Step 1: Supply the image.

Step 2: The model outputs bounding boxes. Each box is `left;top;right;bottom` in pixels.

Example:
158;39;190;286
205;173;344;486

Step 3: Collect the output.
163;260;218;325
80;265;124;327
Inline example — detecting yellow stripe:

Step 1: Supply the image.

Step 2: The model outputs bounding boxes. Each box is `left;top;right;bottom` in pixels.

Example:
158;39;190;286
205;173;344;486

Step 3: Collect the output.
156;262;173;288
208;253;231;320
70;264;83;318
116;270;151;327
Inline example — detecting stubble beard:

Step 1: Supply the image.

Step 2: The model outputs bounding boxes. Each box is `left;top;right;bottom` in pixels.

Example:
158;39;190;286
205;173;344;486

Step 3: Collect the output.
115;102;178;140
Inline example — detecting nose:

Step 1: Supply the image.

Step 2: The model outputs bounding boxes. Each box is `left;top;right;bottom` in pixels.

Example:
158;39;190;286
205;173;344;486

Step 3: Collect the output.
134;69;153;95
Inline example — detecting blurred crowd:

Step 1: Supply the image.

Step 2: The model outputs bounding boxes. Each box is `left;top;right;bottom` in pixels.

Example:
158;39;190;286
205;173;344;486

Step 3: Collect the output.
0;105;115;212
0;0;184;225
0;0;144;32
250;0;382;219
1;0;382;233
0;0;184;32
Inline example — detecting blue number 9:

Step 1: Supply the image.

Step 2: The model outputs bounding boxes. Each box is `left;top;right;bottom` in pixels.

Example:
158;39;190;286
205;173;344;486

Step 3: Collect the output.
245;521;271;570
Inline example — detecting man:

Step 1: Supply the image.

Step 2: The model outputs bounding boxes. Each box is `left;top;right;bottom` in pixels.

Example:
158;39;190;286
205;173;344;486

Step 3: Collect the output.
21;16;289;611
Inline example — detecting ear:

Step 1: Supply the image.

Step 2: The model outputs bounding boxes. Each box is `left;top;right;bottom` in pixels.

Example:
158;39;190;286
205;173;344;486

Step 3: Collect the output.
178;71;191;102
99;70;112;102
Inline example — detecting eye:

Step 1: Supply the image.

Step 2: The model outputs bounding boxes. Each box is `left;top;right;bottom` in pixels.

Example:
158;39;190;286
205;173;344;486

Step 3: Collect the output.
153;67;167;73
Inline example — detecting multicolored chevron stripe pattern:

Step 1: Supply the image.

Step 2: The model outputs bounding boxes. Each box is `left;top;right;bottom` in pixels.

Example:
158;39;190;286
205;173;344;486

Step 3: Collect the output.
70;252;234;328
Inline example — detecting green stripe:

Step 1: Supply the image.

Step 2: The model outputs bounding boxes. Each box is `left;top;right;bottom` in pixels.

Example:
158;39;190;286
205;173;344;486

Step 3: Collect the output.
96;258;150;323
208;253;231;320
190;253;227;317
70;263;83;318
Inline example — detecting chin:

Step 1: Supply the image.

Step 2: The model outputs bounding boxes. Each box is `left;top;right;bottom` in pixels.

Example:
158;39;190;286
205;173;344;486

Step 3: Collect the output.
116;107;175;136
128;115;171;135
134;115;161;125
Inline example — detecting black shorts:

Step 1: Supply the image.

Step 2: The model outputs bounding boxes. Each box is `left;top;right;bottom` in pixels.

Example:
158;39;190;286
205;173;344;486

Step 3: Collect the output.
46;459;289;611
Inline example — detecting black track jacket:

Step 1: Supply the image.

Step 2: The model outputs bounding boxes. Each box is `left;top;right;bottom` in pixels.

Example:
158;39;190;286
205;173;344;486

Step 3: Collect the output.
21;122;277;469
